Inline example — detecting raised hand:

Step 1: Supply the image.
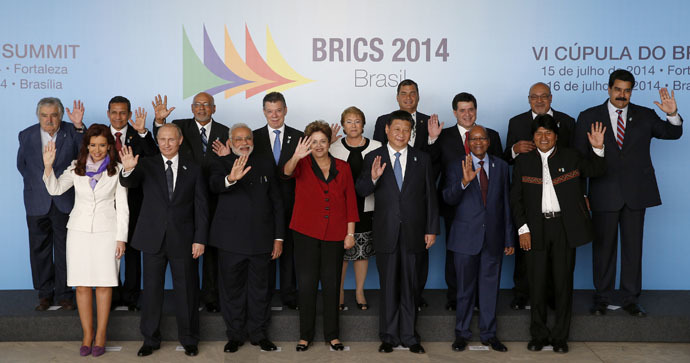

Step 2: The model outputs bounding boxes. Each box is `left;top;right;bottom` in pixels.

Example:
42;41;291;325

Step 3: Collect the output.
513;140;536;154
330;123;342;144
427;114;444;139
119;145;139;172
151;94;175;123
43;141;56;171
129;107;147;133
66;100;85;129
212;139;230;157
654;88;678;115
371;155;387;180
587;121;606;149
460;154;480;186
292;136;313;160
227;154;252;182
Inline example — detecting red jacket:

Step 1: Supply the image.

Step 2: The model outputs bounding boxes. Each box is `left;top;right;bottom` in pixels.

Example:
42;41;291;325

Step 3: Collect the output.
288;156;359;241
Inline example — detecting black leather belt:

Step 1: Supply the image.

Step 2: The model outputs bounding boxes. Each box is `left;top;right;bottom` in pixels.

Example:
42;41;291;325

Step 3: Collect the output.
543;211;562;219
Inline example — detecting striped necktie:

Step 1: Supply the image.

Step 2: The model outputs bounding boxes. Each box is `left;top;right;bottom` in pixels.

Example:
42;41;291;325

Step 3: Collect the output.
616;109;625;148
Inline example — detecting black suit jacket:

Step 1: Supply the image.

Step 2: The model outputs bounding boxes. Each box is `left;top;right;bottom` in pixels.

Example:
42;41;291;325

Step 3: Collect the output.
574;101;683;211
356;146;440;254
120;154;209;257
431;125;503;218
208;152;285;255
253;125;304;210
373;111;431;151
510;147;605;249
503;109;576;163
122;127;158;224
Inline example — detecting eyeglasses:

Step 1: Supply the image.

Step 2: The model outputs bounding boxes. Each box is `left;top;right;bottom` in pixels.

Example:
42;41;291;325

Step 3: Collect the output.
192;102;213;108
344;120;362;125
529;94;551;101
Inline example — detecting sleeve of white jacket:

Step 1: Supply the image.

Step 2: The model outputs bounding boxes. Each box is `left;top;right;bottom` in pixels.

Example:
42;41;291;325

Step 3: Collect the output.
42;161;77;196
115;164;130;242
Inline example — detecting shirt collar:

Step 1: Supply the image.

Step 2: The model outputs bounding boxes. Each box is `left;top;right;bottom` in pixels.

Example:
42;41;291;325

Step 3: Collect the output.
268;123;286;134
607;100;628;114
387;143;408;157
537;147;555;159
195;119;213;134
531;108;554;119
163;153;179;165
111;124;128;135
456;123;474;135
471;152;488;165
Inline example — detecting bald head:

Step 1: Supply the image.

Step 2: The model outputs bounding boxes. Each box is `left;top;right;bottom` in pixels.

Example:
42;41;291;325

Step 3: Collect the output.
191;92;216;125
467;124;490;159
528;82;552;115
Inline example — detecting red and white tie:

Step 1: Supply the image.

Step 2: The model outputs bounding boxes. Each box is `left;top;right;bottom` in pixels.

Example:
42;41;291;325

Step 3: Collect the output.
616;109;625;148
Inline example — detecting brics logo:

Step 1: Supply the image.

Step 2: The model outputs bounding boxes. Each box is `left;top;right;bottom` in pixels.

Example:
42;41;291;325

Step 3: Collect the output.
182;25;313;99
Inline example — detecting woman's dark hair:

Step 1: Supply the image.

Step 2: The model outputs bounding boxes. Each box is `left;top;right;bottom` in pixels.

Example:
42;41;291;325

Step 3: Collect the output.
74;124;119;177
304;120;332;143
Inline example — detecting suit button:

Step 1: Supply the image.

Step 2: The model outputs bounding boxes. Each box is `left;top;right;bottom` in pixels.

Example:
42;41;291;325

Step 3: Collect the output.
324;215;329;218
325;198;329;202
324;190;329;194
325;207;329;210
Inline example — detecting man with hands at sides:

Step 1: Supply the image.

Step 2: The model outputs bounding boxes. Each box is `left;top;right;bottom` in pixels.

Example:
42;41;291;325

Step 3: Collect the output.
511;115;606;354
208;124;284;353
119;123;209;358
442;125;514;353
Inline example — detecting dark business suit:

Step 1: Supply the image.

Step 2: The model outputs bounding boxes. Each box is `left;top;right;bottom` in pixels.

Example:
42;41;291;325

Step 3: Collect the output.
208;152;284;343
154;118;229;307
253;124;303;306
356;145;439;346
430;125;502;304
120;154;209;347
511;147;605;343
503;109;575;304
115;127;158;307
17;121;82;302
442;154;514;341
574;101;682;306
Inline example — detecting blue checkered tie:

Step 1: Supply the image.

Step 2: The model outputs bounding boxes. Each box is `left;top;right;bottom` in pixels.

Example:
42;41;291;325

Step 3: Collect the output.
273;130;281;164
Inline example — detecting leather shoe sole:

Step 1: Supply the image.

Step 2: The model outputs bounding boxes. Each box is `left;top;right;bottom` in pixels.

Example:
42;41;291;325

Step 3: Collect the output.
137;344;160;356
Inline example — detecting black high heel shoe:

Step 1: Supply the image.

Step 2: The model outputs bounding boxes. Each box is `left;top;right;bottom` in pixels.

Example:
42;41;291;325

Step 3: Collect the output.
356;302;369;310
296;341;311;351
329;341;345;351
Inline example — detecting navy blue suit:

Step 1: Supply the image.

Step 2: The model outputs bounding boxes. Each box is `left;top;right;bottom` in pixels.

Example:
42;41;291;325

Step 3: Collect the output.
17;121;83;302
442;154;514;341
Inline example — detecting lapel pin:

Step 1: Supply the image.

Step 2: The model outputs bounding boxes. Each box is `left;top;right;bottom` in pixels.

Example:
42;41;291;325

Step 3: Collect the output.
492;162;495;167
287;135;292;144
182;165;187;170
558;167;564;172
628;116;632;122
413;156;417;162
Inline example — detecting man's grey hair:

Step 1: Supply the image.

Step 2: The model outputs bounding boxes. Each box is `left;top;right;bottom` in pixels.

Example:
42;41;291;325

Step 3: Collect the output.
36;97;64;119
157;123;183;139
229;123;252;138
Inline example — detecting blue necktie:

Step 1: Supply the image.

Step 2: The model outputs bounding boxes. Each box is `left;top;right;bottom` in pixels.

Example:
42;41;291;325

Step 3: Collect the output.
200;127;208;154
393;152;402;190
273;130;281;164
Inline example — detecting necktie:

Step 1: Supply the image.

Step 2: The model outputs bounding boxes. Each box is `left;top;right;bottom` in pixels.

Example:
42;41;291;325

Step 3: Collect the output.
616;109;625;148
200;127;208;153
464;131;470;154
273;130;281;164
393;152;403;190
479;160;488;206
165;160;174;201
114;132;122;152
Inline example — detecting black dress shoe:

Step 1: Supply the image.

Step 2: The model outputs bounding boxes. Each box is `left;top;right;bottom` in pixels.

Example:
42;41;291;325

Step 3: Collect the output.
622;303;647;317
183;345;198;356
35;298;53;311
253;339;277;351
295;341;310;351
590;302;608;316
510;296;527;310
446;301;457;311
552;340;569;353
137;344;160;356
527;339;548;351
452;338;467;351
378;342;394;353
224;340;243;352
408;343;425;354
205;302;220;313
58;299;76;311
329;341;345;351
284;302;299;310
482;337;508;352
419;297;429;308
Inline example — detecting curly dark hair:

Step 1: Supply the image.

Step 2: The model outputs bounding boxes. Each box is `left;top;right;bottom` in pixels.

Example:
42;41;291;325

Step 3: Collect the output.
74;124;119;177
304;120;332;144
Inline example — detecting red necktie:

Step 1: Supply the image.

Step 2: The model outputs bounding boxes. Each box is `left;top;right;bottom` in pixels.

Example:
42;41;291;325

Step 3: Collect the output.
479;160;488;206
115;132;122;152
616;109;625;148
464;131;470;154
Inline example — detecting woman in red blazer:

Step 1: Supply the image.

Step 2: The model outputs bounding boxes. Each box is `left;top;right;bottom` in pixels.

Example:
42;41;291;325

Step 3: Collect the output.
284;121;359;352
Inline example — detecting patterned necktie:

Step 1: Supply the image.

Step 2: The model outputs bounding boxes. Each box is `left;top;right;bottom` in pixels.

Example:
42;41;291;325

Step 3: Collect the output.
616;109;625;148
393;152;403;190
273;130;281;164
479;160;488;206
114;132;122;152
464;131;470;154
200;127;208;153
165;160;174;201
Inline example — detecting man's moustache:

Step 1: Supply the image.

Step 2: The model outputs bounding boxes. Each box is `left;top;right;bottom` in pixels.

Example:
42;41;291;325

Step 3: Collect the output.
616;97;627;101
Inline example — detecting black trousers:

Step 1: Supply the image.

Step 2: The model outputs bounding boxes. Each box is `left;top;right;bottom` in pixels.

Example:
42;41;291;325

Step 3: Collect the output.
269;212;298;305
115;226;141;306
201;246;219;305
26;202;72;301
293;231;344;342
526;217;575;343
140;239;200;346
377;246;422;347
592;205;645;306
218;250;272;342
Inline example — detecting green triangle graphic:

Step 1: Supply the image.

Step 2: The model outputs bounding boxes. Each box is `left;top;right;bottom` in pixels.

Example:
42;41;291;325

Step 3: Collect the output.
182;26;232;99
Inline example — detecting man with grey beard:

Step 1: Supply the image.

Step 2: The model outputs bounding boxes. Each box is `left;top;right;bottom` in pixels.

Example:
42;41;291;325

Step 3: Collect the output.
207;124;285;353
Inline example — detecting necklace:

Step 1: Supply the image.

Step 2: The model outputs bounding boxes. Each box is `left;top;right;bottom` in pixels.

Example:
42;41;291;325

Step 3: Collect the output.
345;136;365;147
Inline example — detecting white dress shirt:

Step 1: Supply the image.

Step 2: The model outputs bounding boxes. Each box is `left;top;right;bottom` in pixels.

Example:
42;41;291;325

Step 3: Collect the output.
373;144;408;184
163;154;180;191
40;127;58;148
195;119;213;140
268;123;286;151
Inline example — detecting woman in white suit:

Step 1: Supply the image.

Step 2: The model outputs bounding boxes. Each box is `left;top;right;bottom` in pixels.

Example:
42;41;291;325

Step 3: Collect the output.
43;123;129;357
330;106;381;311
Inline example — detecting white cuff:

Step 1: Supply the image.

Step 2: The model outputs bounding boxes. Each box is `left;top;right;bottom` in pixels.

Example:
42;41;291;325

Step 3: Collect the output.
518;224;530;235
667;114;682;126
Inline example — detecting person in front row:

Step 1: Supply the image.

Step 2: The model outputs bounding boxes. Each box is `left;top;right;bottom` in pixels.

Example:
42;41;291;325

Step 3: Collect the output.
119;123;209;357
511;115;606;354
284;121;359;352
43;124;128;357
208;123;284;353
356;110;439;354
442;125;514;353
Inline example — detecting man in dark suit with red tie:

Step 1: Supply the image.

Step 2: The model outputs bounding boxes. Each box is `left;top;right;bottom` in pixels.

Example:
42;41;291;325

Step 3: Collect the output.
252;92;303;310
151;92;229;313
574;69;683;317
